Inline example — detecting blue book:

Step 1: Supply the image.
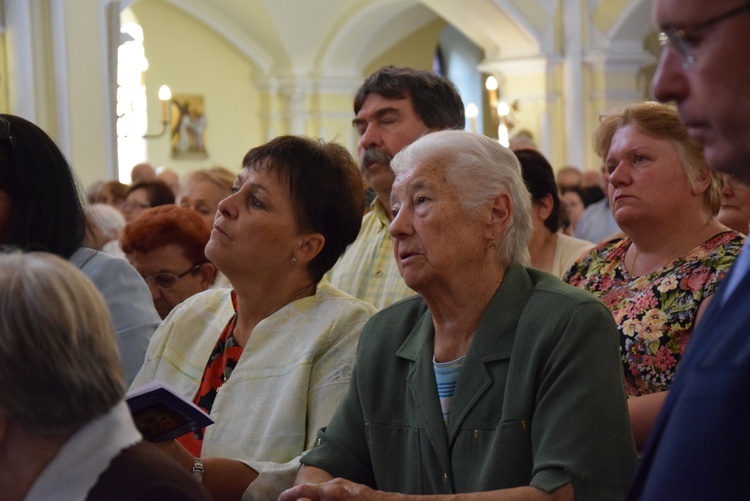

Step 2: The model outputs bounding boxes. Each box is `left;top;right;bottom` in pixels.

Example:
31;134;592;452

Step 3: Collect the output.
126;379;214;442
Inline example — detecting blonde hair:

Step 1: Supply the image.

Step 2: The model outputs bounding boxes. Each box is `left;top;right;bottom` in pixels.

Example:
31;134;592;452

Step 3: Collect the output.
595;101;721;215
181;166;236;193
0;251;124;437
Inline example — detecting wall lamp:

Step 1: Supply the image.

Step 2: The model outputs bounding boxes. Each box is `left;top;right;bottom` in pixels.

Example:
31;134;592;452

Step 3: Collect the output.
143;84;172;139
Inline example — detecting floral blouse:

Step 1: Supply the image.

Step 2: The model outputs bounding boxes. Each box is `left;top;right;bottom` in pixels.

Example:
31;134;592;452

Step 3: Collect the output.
564;231;745;396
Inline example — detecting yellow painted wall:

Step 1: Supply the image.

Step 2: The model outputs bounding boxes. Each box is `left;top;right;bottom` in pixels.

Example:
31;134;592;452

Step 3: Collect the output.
365;18;446;75
313;92;358;144
131;0;261;175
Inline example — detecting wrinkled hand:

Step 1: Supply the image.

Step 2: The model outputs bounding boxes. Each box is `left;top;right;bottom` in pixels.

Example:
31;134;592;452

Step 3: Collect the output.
278;478;390;501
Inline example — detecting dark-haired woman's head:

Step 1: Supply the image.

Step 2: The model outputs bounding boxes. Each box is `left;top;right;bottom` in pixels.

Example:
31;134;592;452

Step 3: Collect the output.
206;136;364;284
515;149;561;233
121;180;175;223
0;114;86;258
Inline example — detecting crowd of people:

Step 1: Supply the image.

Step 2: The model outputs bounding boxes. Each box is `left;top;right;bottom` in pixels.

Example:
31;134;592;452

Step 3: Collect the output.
4;3;750;496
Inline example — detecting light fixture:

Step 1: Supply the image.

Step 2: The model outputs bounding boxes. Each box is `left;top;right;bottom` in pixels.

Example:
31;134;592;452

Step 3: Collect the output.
484;74;519;147
465;103;478;133
485;76;498;109
143;84;171;139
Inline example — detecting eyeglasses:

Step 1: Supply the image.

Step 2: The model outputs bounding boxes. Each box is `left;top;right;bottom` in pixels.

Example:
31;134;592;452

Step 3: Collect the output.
141;263;202;289
121;201;152;210
659;3;750;69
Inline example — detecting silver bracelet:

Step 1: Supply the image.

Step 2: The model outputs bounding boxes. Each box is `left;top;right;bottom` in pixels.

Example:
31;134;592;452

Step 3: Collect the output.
192;457;205;483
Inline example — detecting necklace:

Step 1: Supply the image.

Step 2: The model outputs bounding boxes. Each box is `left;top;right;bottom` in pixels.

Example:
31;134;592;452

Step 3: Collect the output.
628;219;716;275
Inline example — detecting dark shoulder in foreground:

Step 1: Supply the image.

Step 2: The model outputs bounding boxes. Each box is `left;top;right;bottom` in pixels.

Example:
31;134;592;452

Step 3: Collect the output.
86;441;211;501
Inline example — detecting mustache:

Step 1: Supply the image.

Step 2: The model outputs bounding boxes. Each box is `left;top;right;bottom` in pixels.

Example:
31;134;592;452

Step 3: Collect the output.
360;148;393;173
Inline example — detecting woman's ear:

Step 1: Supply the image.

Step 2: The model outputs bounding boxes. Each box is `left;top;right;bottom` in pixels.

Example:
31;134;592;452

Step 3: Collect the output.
691;168;712;196
293;233;326;265
198;262;218;288
536;193;554;221
486;193;512;240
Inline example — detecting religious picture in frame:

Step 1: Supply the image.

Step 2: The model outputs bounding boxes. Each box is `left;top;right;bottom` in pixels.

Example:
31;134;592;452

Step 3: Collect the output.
170;94;208;159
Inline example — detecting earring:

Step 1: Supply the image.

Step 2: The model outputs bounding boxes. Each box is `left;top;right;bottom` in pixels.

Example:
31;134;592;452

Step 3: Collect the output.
489;241;496;250
291;257;298;263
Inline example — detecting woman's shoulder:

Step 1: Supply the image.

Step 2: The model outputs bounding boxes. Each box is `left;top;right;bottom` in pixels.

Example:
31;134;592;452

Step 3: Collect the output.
563;236;627;283
70;246;128;276
703;229;746;255
356;294;428;339
161;288;235;328
372;293;427;321
525;265;609;307
314;281;378;317
682;229;746;273
557;233;596;252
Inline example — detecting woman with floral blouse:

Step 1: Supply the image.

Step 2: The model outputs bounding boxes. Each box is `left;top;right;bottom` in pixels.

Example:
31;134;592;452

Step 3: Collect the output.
564;102;745;451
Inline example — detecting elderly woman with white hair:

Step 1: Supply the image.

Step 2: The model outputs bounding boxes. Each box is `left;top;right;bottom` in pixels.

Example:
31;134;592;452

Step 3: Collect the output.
280;130;637;501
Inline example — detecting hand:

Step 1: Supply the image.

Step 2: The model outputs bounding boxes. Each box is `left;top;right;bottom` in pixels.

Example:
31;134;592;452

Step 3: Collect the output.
152;439;194;471
278;478;388;501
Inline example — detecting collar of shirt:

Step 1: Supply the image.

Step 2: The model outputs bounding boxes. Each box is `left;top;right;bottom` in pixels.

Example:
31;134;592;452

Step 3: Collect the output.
26;400;142;501
370;198;391;230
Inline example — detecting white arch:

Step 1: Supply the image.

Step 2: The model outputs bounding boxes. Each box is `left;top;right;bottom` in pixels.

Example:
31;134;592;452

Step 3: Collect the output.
320;0;438;78
608;0;653;42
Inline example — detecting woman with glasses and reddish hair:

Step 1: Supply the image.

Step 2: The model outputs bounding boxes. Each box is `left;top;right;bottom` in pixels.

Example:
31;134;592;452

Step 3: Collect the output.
0;113;160;385
564;102;745;451
121;205;218;319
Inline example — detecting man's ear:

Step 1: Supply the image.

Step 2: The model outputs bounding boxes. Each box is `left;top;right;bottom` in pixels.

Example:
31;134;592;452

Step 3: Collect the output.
293;233;326;265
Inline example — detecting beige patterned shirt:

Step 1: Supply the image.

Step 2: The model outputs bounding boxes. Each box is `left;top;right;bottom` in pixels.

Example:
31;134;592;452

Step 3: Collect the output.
328;199;416;310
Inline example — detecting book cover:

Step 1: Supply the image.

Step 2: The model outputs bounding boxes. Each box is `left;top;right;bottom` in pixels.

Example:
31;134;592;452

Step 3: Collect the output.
126;379;214;442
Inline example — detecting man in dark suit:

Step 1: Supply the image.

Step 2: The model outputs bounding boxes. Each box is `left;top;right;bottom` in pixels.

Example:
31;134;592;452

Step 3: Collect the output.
630;1;750;498
0;251;209;501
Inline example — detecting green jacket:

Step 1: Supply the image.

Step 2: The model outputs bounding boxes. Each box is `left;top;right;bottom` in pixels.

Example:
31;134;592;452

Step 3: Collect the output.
302;264;637;499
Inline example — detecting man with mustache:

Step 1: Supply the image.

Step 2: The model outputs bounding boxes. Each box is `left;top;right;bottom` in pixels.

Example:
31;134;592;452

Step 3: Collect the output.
328;65;465;310
629;1;750;499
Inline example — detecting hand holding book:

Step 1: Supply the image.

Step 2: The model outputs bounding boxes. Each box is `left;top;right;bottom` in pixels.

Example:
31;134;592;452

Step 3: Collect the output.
126;380;214;442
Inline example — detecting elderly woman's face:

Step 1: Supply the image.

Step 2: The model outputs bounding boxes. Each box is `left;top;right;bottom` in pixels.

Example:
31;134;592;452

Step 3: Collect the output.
718;174;750;234
178;179;230;229
121;188;152;223
127;243;210;319
205;166;305;281
606;124;698;230
560;191;585;226
389;162;491;293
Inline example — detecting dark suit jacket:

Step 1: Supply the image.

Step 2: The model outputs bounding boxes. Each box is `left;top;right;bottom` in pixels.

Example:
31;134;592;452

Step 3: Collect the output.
629;260;750;500
86;441;211;501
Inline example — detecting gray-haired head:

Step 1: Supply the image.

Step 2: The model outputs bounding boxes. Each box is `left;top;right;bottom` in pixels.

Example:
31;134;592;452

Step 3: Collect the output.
0;251;124;437
391;130;532;266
